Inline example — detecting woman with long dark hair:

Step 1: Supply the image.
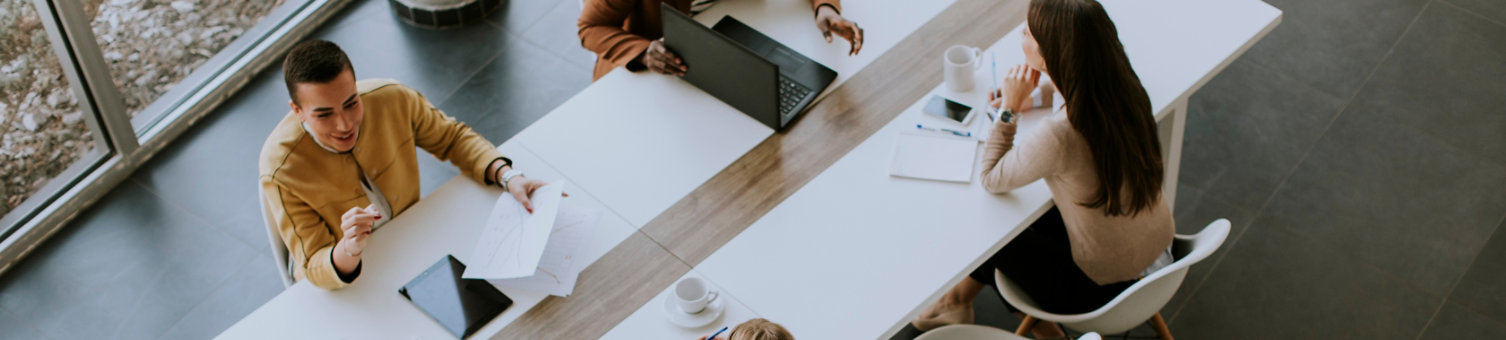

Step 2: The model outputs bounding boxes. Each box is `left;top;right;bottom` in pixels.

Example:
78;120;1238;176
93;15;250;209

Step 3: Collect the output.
912;0;1174;336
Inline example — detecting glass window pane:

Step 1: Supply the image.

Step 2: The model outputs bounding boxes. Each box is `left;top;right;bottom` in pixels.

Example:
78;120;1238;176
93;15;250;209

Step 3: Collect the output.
1;1;104;228
84;0;283;130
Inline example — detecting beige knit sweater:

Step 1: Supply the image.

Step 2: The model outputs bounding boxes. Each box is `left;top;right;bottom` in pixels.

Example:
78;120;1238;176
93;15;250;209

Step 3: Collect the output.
981;110;1174;285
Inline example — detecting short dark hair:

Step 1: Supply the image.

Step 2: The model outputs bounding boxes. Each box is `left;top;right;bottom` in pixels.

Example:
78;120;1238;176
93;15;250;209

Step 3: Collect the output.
283;40;354;104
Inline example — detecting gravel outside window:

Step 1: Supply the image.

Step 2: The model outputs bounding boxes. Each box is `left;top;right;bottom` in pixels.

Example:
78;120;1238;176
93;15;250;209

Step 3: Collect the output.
1;0;281;218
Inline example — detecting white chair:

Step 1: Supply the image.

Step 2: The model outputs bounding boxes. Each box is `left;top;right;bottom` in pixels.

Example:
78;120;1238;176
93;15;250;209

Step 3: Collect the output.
995;219;1231;340
259;185;294;287
916;325;1102;340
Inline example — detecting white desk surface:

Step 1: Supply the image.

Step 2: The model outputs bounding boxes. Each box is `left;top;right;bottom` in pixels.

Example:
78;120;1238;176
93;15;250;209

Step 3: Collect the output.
599;270;762;340
216;142;637;339
695;87;1056;340
512;70;773;228
513;0;957;228
688;1;1282;340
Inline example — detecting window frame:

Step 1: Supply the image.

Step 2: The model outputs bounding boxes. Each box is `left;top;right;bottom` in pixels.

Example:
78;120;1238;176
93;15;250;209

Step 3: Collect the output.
0;0;353;275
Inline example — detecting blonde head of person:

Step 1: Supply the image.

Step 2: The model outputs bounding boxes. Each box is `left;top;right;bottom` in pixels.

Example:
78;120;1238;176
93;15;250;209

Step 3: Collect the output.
699;318;793;340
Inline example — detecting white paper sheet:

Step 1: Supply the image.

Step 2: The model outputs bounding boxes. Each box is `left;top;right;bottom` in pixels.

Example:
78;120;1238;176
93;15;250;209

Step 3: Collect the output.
487;206;601;296
889;132;978;183
463;181;567;280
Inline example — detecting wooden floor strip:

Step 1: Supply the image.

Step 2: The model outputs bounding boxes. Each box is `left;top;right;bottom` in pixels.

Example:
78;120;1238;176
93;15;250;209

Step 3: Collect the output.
492;231;690;339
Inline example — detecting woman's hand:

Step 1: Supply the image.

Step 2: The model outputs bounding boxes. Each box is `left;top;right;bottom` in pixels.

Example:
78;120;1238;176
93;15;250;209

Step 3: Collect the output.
1001;64;1040;113
986;89;1014;124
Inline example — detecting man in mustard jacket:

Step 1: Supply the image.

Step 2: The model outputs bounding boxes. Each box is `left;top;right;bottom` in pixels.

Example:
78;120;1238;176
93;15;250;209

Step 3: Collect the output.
259;40;547;289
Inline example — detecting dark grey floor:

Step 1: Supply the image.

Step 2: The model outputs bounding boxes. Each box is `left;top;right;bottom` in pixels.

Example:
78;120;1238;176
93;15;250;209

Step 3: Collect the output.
2;0;1504;339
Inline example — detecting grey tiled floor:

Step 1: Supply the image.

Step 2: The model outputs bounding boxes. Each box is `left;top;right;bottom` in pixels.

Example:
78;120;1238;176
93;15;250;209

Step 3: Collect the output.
1;0;1504;339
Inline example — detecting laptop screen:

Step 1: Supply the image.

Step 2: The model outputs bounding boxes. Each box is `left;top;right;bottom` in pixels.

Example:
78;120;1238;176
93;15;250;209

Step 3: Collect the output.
659;3;781;129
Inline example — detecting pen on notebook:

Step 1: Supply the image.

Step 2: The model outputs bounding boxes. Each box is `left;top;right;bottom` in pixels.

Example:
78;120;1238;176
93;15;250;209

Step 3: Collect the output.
705;326;729;340
916;124;972;138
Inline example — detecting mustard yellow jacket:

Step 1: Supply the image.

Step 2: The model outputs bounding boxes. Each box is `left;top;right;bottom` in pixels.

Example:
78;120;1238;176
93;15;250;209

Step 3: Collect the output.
259;79;502;289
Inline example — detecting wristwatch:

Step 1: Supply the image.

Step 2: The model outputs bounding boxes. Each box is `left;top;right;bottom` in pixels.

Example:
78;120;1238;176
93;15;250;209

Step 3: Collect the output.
500;169;525;191
998;108;1015;124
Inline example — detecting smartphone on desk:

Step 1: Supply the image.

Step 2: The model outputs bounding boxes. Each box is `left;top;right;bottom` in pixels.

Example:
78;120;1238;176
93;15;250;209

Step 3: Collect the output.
923;95;975;125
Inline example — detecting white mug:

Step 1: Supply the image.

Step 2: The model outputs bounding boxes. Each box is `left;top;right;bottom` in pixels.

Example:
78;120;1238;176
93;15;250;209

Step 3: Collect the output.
674;277;720;314
943;45;983;92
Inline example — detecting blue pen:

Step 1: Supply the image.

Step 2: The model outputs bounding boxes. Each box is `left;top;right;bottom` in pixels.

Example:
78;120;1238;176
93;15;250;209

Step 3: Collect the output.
916;124;972;138
991;53;999;93
706;326;729;340
988;53;999;122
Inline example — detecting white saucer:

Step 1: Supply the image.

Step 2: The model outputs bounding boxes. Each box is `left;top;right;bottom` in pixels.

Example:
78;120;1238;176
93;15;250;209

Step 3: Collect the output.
662;293;725;328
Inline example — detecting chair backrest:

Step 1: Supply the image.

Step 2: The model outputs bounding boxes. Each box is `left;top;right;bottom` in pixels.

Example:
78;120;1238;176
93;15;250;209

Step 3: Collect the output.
914;324;1029;340
259;185;294;287
915;325;1103;340
996;219;1231;334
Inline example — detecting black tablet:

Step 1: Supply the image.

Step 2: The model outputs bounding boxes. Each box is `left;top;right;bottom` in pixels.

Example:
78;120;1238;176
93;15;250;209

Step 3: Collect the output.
399;255;512;339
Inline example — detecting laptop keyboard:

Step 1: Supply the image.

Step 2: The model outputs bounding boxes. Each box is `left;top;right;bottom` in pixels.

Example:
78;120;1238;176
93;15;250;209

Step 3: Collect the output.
779;76;813;115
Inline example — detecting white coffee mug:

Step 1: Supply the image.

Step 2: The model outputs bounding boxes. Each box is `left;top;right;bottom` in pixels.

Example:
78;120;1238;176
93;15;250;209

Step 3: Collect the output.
674;277;720;314
943;45;983;92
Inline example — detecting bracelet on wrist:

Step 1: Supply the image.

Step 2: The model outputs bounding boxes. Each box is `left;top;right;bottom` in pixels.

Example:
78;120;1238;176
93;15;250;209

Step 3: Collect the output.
494;165;507;188
501;169;525;190
487;157;514;186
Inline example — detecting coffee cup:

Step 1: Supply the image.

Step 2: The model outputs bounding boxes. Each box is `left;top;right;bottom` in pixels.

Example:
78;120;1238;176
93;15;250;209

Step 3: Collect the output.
674;277;720;314
943;45;983;92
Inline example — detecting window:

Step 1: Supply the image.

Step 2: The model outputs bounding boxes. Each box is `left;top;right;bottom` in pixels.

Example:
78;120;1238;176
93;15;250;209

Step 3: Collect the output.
0;0;108;239
83;0;285;132
0;0;347;269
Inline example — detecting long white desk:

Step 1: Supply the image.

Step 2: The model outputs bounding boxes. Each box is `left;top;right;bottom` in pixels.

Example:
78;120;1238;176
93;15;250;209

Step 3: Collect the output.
220;0;956;338
514;0;957;227
222;0;1278;337
610;1;1282;339
217;142;638;339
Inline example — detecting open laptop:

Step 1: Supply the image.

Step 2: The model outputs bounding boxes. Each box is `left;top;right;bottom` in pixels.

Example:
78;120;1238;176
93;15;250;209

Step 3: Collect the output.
660;3;838;130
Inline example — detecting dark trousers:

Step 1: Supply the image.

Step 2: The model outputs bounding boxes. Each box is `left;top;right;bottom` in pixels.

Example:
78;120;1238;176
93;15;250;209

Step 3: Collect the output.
968;206;1136;315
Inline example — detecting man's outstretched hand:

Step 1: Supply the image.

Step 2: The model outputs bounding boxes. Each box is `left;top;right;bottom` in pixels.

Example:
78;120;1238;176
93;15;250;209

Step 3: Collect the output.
815;5;863;56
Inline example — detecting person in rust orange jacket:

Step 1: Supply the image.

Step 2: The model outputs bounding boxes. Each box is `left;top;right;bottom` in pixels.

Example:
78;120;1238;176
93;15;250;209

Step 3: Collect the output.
578;0;864;80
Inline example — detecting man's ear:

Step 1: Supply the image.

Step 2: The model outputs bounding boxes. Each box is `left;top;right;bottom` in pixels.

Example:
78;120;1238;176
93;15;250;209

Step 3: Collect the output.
288;100;303;121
